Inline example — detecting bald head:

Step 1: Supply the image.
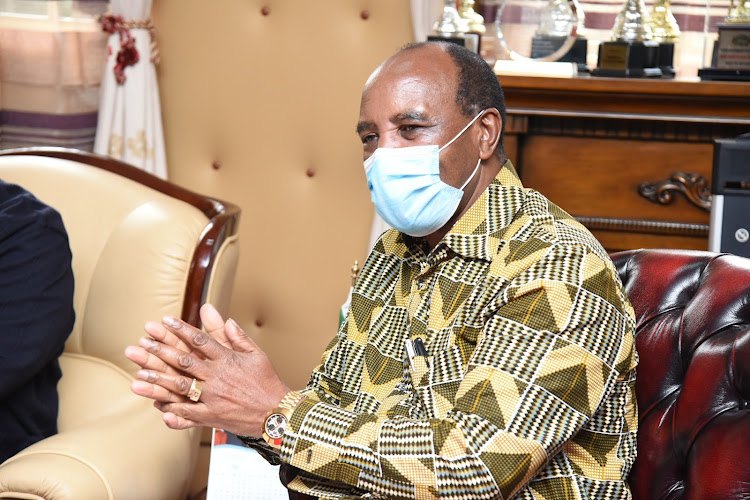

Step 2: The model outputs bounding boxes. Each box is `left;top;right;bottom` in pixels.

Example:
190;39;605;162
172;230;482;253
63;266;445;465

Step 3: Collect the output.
364;43;454;95
363;42;506;159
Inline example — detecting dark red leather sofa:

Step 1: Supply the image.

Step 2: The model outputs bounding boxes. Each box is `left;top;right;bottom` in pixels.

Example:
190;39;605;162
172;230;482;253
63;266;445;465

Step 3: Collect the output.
611;249;750;500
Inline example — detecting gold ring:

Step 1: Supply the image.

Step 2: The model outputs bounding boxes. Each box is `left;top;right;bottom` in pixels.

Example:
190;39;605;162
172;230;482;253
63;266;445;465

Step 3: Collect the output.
187;378;203;402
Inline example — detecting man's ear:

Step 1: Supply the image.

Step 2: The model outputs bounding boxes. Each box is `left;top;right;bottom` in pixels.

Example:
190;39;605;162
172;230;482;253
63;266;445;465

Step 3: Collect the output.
478;109;502;161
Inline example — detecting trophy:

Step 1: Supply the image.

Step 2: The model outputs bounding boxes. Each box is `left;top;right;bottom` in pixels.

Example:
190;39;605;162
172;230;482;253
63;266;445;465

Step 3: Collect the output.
538;0;575;38
593;0;664;77
428;0;480;53
699;0;750;80
432;0;467;34
612;0;653;41
458;0;486;34
728;0;750;22
531;0;588;71
648;0;680;76
649;0;680;42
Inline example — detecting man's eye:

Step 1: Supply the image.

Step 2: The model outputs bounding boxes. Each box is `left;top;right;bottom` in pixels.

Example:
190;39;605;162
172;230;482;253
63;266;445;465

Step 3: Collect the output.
361;134;376;145
400;125;423;136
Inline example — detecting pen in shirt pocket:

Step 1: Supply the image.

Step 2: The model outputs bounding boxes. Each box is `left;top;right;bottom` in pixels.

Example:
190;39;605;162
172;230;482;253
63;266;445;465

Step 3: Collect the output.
405;337;430;371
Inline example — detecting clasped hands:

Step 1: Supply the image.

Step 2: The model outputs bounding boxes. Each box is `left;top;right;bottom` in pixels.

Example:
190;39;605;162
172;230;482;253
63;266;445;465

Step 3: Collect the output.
124;304;289;437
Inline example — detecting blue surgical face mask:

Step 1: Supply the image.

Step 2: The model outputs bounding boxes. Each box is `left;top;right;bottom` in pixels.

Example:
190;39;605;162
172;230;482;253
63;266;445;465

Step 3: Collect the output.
364;111;484;237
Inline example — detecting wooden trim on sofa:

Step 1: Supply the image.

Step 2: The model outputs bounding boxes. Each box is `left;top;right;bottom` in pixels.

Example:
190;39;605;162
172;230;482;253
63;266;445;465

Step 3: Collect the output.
0;147;241;328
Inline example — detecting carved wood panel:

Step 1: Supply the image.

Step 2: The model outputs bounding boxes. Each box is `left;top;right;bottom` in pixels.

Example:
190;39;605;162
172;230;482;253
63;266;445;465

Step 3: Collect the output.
500;76;750;251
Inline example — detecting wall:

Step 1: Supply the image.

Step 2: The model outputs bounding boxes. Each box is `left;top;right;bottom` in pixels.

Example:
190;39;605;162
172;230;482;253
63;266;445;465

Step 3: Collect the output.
151;1;413;389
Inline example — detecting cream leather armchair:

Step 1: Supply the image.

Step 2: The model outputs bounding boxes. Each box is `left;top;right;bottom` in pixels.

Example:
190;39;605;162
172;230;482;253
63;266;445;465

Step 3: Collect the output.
0;148;240;500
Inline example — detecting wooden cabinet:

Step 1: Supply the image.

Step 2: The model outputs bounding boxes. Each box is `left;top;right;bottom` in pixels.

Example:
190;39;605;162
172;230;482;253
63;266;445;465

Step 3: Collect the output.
499;74;750;251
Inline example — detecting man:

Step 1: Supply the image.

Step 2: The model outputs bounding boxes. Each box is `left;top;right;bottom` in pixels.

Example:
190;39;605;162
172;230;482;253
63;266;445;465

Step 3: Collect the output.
127;41;638;499
0;180;75;463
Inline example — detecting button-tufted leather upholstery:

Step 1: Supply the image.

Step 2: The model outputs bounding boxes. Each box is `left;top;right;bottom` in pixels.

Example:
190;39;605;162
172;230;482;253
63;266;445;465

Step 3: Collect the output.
611;249;750;500
0;148;241;500
151;0;414;391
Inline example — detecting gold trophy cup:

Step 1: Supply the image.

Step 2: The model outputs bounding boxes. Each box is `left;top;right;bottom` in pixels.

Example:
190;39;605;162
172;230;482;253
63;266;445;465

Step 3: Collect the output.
458;0;486;34
727;0;750;23
649;0;680;43
648;0;680;76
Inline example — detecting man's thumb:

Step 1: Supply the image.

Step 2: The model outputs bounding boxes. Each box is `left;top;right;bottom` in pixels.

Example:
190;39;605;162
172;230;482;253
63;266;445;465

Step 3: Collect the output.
226;318;258;352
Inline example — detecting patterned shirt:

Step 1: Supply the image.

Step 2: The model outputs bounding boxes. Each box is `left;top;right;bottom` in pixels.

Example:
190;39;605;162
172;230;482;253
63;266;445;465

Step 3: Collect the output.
280;162;638;499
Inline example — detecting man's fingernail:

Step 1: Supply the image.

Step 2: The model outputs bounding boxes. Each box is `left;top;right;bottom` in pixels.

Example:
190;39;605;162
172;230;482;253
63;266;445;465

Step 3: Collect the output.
137;369;149;380
163;316;180;328
139;337;156;349
131;380;147;393
230;318;248;336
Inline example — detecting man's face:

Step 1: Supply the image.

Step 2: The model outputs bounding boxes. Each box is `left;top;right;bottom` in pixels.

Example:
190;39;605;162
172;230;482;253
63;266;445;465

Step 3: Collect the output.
356;45;481;190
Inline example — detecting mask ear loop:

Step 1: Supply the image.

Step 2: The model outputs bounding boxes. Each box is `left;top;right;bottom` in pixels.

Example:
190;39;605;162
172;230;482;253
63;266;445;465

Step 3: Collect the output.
438;109;487;153
459;158;482;191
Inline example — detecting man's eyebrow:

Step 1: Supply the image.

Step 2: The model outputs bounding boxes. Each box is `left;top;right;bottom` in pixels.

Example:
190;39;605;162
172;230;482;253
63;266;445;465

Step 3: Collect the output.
356;121;374;135
393;111;429;122
356;111;431;135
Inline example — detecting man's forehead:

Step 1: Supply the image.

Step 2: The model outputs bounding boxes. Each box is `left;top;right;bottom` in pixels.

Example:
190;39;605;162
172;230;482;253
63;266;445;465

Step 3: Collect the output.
365;45;454;91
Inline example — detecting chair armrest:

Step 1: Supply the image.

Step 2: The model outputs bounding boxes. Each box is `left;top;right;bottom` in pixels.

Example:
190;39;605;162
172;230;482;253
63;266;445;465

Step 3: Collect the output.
0;397;200;500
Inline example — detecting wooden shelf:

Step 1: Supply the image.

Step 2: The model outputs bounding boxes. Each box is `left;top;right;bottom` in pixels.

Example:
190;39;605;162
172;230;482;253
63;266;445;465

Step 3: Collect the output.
500;74;750;98
499;75;750;252
500;75;750;122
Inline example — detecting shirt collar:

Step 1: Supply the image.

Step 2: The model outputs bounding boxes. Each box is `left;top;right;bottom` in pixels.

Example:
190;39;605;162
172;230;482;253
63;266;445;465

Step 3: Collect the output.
438;160;526;262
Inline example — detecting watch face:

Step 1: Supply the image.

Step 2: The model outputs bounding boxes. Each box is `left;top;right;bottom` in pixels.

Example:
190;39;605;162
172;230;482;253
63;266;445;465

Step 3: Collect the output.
265;413;288;440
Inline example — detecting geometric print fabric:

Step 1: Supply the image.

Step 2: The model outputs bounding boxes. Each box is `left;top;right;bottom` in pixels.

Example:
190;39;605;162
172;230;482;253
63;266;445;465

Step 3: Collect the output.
277;162;638;499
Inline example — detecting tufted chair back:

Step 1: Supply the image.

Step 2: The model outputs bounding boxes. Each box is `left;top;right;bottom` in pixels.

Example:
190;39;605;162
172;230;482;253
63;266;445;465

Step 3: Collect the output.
151;0;415;390
0;148;241;500
611;249;750;500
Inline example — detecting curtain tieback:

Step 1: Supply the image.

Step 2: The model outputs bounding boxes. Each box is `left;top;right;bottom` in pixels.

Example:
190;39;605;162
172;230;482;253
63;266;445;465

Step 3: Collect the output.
100;14;160;85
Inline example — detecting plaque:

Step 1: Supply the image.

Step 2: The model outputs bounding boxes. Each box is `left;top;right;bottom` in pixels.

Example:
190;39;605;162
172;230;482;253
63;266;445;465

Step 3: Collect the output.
714;24;750;70
530;0;588;71
699;1;750;81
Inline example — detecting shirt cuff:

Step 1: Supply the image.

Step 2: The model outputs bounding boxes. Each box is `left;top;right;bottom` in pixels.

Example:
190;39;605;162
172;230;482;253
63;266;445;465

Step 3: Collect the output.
236;435;282;465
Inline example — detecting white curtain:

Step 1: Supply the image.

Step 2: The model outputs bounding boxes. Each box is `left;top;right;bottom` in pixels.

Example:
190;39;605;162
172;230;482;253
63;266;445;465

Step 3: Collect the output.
94;0;167;179
411;0;445;42
0;1;109;150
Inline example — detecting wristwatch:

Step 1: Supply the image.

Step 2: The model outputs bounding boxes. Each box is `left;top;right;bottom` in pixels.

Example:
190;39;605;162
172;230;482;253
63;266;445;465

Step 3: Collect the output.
262;391;306;449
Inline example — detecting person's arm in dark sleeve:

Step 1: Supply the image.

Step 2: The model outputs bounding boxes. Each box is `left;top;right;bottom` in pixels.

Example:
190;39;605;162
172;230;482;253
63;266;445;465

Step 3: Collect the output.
0;184;75;399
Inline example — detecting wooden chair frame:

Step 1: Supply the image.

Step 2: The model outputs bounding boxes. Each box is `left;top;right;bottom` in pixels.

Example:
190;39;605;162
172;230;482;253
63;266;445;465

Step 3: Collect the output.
0;146;240;328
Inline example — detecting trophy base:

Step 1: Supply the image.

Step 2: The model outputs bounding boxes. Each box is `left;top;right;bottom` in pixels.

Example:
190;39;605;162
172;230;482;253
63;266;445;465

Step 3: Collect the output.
530;35;589;72
657;42;676;78
592;67;663;78
592;40;671;78
698;68;750;82
427;33;481;54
